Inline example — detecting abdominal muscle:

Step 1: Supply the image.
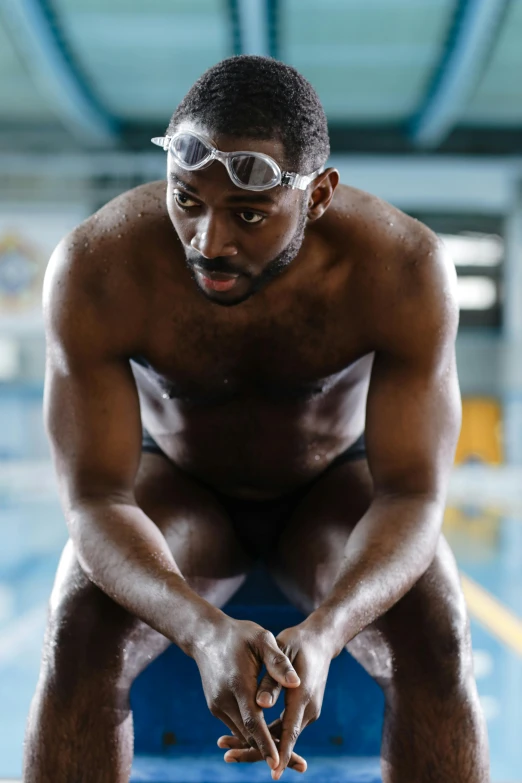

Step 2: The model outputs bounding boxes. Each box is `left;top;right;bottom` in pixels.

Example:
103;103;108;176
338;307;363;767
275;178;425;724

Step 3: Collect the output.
140;382;368;500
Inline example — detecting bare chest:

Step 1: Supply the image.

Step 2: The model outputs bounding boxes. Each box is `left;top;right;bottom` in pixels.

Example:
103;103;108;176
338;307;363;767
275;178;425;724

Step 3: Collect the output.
135;279;367;404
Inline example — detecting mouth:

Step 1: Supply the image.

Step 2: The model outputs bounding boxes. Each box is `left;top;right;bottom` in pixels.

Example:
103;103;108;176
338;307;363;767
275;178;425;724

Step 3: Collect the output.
193;265;241;292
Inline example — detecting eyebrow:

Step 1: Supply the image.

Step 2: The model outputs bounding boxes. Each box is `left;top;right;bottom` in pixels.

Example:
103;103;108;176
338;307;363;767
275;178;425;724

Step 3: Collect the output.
169;174;199;194
169;174;276;206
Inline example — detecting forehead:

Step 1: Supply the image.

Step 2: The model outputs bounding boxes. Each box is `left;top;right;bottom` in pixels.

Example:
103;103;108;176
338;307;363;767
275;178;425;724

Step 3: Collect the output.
174;120;287;166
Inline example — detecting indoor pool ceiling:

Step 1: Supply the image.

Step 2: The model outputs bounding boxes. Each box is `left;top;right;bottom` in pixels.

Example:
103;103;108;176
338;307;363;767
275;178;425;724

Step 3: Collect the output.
0;0;521;153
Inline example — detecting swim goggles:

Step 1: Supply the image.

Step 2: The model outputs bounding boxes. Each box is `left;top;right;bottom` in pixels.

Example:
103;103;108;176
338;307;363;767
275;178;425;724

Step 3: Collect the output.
151;130;324;192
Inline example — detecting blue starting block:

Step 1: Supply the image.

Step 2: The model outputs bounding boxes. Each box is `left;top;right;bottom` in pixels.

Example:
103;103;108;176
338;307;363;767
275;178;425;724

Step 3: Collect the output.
131;565;384;782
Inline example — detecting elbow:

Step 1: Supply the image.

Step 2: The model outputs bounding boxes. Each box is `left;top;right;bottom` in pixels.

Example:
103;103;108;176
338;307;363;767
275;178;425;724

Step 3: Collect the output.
62;492;135;583
413;497;446;578
373;490;445;575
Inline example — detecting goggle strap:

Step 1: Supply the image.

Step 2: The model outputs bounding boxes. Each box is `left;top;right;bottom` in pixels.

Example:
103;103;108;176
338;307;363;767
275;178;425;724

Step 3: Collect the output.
283;166;325;190
151;136;170;151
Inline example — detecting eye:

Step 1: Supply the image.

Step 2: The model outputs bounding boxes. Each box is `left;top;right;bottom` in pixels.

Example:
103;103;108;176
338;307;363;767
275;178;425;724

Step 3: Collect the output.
173;191;199;209
238;210;264;225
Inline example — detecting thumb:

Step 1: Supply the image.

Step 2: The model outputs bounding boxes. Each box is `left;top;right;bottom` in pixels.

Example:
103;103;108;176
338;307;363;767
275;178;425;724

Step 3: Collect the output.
262;636;300;688
256;672;282;708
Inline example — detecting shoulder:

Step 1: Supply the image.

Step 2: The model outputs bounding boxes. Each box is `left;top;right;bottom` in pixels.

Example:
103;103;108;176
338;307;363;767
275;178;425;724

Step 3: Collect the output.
373;214;458;364
324;185;458;360
43;181;172;362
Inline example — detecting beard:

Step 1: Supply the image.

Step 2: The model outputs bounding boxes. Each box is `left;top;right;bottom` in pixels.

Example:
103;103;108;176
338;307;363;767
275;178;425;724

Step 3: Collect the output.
184;198;308;306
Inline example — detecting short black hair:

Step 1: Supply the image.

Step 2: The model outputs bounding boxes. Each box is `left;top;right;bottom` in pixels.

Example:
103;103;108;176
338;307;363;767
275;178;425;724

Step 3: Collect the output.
168;55;330;174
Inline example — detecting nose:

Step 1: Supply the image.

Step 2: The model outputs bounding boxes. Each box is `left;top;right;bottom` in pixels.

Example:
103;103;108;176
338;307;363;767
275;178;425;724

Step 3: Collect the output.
191;214;238;259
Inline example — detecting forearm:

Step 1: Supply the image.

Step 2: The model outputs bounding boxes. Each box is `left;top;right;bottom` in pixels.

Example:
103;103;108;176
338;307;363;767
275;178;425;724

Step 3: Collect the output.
66;499;225;656
305;494;444;655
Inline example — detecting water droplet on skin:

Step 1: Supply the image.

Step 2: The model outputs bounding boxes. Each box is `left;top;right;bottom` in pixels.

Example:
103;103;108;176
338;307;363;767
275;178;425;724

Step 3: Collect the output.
388;221;394;227
314;455;320;461
117;234;122;239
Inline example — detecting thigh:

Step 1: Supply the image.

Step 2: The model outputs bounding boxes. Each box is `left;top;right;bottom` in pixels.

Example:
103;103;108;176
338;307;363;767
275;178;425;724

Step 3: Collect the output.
267;458;470;690
44;452;255;688
266;457;373;613
134;452;255;605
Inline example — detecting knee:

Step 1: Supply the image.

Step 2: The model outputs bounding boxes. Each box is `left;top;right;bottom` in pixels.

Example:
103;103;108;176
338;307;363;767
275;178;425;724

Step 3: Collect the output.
428;611;473;695
42;578;135;705
393;594;474;698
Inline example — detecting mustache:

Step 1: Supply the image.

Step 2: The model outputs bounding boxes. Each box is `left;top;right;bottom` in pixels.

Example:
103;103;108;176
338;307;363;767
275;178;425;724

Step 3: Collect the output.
185;251;244;277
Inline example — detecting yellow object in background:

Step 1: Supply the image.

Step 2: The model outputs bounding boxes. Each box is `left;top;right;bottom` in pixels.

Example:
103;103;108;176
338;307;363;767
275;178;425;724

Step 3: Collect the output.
454;398;503;465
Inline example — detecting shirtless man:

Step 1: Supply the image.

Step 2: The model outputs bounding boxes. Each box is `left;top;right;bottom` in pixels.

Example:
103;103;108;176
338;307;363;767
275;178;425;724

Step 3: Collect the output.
25;56;489;782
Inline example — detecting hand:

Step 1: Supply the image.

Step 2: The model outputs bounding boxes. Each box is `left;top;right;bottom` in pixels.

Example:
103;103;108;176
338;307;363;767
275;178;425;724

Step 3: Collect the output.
192;615;301;771
217;623;334;779
217;717;308;774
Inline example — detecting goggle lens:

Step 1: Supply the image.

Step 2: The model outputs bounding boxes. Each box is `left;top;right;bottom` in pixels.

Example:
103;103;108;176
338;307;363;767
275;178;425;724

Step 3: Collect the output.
170;133;280;188
230;155;279;188
171;134;211;167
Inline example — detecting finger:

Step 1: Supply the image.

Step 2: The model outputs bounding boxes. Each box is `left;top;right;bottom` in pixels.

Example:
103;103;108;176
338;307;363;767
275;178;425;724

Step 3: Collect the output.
218;714;285;749
225;747;307;771
256;672;283;708
236;699;279;770
214;710;250;748
217;734;246;750
272;693;307;779
262;633;300;688
287;750;308;773
266;717;283;739
218;720;281;751
218;716;284;750
224;746;264;764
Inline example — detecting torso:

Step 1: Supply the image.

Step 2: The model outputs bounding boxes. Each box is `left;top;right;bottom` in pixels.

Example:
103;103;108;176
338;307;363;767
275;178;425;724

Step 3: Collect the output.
69;179;431;499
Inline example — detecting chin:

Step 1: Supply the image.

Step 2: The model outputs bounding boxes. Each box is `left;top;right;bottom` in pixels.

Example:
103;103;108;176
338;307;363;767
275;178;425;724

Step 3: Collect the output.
195;283;258;307
210;293;256;307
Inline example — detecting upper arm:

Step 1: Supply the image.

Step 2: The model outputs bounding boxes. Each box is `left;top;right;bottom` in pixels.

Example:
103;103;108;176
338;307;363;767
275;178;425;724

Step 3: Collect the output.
365;238;461;500
43;238;143;508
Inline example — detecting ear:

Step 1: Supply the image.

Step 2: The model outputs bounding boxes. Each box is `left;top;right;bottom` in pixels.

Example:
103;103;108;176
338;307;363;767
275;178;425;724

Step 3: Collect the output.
306;168;339;221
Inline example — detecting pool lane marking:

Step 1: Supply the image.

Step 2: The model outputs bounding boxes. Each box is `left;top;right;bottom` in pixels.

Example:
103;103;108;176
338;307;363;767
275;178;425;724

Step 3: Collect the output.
461;572;522;657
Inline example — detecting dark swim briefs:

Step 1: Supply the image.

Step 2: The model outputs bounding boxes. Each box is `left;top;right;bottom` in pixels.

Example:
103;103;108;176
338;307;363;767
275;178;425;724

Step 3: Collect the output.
140;428;367;562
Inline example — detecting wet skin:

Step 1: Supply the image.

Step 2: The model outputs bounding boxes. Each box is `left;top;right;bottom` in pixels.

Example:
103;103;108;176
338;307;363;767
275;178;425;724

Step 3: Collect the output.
26;125;490;782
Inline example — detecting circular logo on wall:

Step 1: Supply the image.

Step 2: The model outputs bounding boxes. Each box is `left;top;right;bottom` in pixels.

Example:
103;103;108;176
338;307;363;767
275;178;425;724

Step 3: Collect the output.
0;232;43;312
